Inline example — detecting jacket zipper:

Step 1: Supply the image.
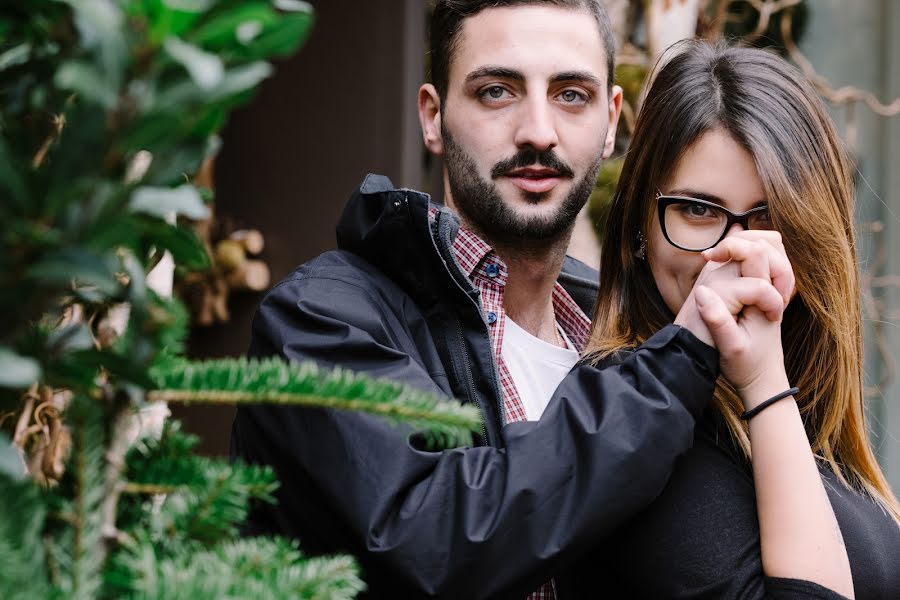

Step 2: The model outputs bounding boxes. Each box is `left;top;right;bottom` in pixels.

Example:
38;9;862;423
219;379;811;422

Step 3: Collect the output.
453;315;489;445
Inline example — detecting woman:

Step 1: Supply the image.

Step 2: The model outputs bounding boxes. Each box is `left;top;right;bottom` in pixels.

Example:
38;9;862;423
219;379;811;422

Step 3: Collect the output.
585;41;900;598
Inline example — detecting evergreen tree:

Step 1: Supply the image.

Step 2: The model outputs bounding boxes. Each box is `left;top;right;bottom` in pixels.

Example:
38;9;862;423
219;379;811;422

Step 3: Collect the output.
0;2;482;597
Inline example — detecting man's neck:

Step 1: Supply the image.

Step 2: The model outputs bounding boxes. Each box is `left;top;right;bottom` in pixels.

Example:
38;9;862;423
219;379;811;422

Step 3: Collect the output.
494;237;569;345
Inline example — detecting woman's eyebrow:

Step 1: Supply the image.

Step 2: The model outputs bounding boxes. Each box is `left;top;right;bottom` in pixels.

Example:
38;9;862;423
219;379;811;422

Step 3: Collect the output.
666;189;727;206
666;189;768;209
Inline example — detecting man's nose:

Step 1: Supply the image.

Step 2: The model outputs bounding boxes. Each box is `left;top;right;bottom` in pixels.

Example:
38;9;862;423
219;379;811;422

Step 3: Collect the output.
513;96;558;151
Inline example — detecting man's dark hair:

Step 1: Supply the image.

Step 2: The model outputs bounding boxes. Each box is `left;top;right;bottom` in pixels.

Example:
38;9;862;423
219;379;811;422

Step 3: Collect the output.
429;0;616;102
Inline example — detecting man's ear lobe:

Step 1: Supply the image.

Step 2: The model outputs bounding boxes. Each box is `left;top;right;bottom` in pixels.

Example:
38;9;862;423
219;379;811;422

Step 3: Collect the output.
418;84;444;156
602;84;624;159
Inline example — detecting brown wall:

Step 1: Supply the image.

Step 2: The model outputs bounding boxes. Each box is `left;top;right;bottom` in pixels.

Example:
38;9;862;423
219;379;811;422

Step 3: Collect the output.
176;0;426;455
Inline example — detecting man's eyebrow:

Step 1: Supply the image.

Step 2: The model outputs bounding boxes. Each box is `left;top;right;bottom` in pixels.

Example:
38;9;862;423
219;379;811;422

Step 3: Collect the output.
464;66;525;84
550;71;604;88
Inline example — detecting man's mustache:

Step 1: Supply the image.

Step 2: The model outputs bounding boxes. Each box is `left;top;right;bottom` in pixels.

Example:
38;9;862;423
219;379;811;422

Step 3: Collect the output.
490;148;575;179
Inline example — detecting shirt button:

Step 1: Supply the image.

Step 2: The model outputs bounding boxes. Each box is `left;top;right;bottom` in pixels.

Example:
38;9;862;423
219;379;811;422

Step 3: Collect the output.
485;263;499;278
486;311;498;324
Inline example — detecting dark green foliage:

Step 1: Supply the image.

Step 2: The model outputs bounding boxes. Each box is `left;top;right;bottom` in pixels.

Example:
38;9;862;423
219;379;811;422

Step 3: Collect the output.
0;1;473;598
109;535;365;600
0;434;53;600
150;357;483;448
588;157;624;242
121;422;278;543
44;396;108;600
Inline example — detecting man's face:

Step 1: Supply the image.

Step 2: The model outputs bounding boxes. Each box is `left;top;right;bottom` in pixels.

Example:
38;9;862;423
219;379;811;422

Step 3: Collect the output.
428;5;620;242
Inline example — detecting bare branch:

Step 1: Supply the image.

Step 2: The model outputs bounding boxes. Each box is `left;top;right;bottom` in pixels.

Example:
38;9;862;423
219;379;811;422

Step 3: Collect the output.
781;8;900;117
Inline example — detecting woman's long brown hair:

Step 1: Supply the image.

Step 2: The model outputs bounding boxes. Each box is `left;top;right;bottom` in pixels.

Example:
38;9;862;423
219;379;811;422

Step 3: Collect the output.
588;40;900;524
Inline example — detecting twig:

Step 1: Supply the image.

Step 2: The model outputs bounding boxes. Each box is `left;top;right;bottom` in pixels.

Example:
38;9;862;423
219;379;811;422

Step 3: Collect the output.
100;406;134;549
781;8;900;118
121;482;178;495
31;113;66;169
12;384;38;446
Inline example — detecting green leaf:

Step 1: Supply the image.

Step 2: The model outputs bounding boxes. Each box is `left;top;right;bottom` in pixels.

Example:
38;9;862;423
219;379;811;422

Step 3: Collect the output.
163;36;224;90
0;346;42;389
129;184;210;220
55;60;119;109
188;4;279;49
59;0;127;90
215;61;274;96
25;248;121;295
0;43;31;71
274;0;313;12
155;61;273;109
134;218;210;270
236;10;314;61
0;433;25;481
47;323;95;353
163;0;216;11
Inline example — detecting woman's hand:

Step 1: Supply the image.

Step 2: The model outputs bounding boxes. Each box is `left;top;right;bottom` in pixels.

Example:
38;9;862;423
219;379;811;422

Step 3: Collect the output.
688;233;855;598
675;230;795;405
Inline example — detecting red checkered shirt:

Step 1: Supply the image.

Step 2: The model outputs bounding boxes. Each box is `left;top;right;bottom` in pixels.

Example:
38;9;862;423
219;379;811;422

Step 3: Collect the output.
434;207;592;600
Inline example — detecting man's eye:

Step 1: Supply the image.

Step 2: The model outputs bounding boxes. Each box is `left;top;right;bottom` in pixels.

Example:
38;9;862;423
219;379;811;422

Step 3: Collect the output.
480;86;508;100
559;89;587;104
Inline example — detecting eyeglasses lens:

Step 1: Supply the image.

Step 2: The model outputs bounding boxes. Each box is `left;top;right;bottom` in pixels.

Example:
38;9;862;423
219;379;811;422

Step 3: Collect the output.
663;201;728;251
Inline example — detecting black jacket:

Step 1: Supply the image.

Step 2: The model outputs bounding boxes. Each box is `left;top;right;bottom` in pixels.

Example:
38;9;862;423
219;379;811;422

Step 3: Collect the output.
230;174;720;599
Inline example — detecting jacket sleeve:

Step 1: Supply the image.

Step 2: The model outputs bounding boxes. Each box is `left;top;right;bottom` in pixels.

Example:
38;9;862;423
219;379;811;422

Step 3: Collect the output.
230;272;719;599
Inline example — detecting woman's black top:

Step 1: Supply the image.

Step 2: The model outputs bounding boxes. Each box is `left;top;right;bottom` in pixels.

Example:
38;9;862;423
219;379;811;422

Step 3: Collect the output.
564;407;900;599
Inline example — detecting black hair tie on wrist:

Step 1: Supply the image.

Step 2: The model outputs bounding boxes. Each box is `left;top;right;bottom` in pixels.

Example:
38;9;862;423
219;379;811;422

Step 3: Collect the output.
740;387;800;421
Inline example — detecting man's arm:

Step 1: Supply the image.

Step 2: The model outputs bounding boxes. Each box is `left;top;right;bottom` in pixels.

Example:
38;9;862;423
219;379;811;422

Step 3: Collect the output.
231;272;718;599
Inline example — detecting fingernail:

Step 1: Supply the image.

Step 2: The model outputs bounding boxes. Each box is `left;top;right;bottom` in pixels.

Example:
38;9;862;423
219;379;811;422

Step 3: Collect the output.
694;285;711;307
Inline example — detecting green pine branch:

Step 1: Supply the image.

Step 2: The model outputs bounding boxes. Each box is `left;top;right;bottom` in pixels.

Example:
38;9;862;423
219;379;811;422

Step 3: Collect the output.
116;422;277;545
107;534;365;600
149;357;483;448
0;453;54;600
45;397;107;600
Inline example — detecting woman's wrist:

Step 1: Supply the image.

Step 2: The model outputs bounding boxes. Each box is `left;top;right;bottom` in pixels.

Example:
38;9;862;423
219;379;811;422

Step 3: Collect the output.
738;372;791;411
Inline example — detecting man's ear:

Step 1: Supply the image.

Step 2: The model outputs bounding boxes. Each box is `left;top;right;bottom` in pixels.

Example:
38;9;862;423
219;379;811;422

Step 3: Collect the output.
418;83;444;156
602;84;624;159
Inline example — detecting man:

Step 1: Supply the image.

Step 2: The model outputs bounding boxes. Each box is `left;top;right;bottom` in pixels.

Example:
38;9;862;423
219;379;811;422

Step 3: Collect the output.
231;1;790;597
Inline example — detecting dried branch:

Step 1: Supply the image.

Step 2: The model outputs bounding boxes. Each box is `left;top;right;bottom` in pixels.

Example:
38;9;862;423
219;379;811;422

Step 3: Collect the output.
781;8;900;118
740;0;804;45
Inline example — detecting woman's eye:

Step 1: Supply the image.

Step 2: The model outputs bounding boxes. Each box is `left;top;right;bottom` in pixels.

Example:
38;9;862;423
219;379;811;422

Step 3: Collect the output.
685;203;711;217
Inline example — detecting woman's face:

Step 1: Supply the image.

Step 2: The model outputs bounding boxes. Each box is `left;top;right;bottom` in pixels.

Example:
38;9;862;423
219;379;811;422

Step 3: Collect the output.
648;128;769;315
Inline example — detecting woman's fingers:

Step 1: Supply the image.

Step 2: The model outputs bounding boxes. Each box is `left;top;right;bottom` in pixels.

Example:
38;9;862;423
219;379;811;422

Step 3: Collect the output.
694;285;744;358
702;235;794;305
706;275;786;322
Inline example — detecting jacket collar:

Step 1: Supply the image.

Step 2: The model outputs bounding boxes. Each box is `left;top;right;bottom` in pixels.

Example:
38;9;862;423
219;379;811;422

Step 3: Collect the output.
335;174;599;314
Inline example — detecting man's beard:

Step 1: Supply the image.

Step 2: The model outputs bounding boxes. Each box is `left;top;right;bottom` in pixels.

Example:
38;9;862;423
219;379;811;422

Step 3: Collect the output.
442;125;603;242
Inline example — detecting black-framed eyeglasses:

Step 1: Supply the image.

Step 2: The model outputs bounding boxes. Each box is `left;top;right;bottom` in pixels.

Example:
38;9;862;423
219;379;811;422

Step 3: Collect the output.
655;191;773;252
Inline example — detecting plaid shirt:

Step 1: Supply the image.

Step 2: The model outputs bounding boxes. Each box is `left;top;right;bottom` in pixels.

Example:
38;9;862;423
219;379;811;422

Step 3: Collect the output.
435;208;592;599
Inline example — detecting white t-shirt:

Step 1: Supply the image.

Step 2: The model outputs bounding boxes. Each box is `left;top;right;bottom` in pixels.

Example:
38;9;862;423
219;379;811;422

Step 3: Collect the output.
500;317;580;421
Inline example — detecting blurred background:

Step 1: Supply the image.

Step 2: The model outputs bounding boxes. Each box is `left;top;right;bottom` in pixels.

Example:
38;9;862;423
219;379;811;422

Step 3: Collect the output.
177;0;900;492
